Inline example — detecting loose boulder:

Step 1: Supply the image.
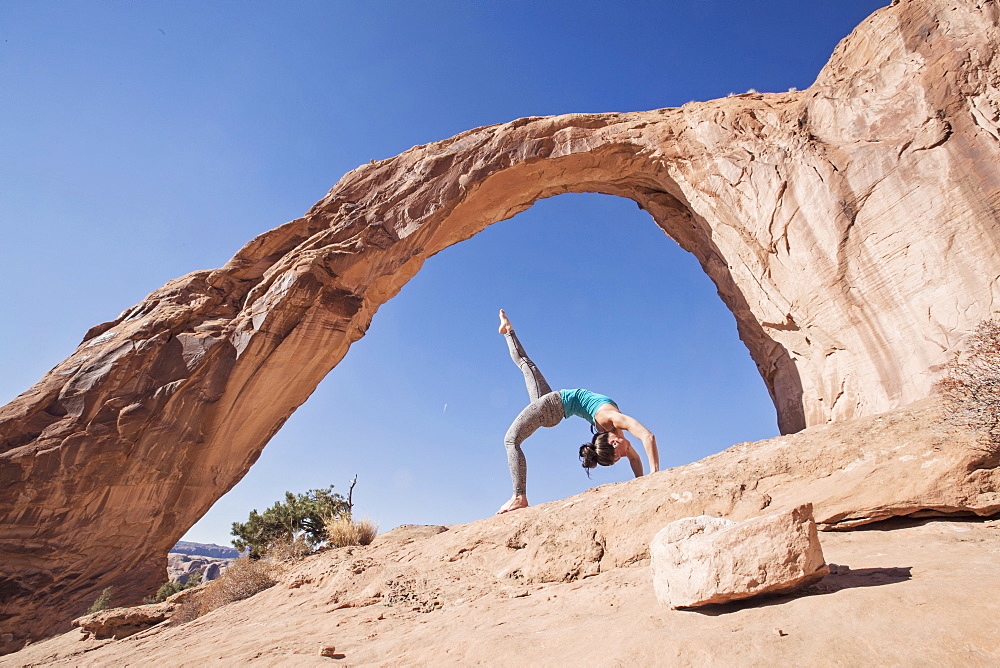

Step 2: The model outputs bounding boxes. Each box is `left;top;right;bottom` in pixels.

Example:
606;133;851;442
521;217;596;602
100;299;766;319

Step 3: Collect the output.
73;602;174;640
651;503;828;608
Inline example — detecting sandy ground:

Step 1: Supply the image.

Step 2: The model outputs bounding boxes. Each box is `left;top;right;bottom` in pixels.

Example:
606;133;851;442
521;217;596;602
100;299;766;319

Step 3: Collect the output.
7;516;999;667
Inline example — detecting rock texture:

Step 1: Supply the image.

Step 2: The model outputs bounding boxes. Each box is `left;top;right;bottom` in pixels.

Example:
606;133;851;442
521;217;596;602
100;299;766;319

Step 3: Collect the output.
4;405;1000;665
8;398;995;659
3;0;1000;652
72;602;174;640
650;504;828;608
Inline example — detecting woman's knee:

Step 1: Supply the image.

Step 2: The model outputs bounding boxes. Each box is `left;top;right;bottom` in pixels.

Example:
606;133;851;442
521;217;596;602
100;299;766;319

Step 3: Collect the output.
504;433;521;453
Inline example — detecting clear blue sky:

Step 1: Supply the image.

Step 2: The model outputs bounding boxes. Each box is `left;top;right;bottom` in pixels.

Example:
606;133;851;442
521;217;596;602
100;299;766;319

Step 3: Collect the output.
1;1;887;545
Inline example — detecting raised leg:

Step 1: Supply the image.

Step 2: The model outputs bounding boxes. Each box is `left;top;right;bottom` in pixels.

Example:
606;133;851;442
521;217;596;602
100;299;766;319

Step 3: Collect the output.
499;310;552;402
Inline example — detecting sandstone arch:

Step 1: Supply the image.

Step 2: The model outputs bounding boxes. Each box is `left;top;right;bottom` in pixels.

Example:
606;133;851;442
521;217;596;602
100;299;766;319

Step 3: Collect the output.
3;0;1000;651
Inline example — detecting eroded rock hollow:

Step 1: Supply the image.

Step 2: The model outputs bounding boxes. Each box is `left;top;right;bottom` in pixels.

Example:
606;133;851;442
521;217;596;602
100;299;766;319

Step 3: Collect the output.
2;0;999;652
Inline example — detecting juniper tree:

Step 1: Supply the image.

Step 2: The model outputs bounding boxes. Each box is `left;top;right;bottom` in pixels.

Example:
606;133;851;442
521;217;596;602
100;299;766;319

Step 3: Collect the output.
230;485;351;558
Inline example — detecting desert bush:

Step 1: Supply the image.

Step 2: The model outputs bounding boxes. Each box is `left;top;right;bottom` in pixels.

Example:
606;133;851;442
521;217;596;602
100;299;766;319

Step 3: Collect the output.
934;318;1000;452
355;518;378;546
86;586;114;614
231;485;350;558
170;597;201;625
154;569;204;602
264;533;312;561
155;581;182;602
324;516;379;548
197;556;277;615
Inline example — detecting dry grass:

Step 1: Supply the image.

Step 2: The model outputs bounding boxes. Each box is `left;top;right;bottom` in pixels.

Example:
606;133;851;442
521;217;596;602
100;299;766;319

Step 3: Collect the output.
356;518;378;545
197;557;278;616
325;517;379;548
170;596;201;625
934;318;1000;456
265;534;312;561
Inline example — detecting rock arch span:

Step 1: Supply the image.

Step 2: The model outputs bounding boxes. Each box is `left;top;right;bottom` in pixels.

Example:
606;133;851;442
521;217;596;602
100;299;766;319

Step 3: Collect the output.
3;0;1000;651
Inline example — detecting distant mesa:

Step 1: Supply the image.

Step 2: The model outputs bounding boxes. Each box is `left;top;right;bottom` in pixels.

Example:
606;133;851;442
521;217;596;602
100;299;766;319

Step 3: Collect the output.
171;541;241;560
166;542;239;585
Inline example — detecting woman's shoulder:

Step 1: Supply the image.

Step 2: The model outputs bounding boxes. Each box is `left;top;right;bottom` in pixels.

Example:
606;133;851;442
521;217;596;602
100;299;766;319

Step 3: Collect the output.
593;401;622;416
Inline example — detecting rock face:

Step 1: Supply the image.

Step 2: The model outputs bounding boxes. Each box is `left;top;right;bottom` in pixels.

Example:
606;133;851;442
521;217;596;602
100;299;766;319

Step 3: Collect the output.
650;504;829;608
2;0;1000;653
203;562;222;583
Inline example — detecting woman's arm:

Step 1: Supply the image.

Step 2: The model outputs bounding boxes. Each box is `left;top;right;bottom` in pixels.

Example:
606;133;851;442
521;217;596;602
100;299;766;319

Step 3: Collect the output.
625;445;644;478
613;413;660;473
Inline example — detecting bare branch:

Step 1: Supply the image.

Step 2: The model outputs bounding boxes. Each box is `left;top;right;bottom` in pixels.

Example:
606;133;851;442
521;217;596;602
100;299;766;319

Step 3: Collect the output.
348;474;358;513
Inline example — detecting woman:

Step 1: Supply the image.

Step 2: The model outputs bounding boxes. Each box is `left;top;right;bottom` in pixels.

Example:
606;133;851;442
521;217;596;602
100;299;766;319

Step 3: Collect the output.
496;309;660;514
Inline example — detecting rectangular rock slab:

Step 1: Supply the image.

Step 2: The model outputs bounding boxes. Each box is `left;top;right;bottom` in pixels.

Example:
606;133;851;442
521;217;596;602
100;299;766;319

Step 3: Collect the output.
73;602;175;639
651;502;829;608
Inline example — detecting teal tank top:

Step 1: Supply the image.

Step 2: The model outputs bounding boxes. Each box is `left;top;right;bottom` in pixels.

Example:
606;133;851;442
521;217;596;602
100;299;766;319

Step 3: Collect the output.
559;389;618;423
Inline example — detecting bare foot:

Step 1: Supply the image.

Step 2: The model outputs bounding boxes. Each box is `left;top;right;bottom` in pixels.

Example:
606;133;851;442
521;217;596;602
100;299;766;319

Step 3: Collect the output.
496;494;528;514
498;309;512;335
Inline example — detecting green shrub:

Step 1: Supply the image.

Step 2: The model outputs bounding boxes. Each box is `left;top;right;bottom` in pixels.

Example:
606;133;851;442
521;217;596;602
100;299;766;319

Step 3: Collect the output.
154;569;204;602
86;586;114;614
155;581;181;602
231;485;350;558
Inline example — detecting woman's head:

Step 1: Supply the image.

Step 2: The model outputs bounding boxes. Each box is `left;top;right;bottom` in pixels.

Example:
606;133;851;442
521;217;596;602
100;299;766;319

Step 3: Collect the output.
579;431;618;473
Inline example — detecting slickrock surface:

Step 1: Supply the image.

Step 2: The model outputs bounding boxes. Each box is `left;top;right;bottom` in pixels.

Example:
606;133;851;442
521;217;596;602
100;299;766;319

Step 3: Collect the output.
5;406;1000;665
3;0;1000;651
650;504;828;608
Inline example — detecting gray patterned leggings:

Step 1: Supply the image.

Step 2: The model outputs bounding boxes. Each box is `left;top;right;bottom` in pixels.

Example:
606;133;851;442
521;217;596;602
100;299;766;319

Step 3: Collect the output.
504;330;564;495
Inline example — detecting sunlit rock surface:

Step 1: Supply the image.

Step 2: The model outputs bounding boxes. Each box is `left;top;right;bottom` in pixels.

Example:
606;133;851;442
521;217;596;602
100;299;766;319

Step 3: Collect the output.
2;0;1000;652
650;504;828;608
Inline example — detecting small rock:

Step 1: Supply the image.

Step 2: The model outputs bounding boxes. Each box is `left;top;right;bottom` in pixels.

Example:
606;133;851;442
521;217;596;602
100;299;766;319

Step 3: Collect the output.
319;645;337;657
775;629;787;637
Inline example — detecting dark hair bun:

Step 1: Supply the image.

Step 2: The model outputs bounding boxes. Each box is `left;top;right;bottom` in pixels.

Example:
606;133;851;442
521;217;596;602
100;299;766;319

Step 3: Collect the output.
579;443;598;469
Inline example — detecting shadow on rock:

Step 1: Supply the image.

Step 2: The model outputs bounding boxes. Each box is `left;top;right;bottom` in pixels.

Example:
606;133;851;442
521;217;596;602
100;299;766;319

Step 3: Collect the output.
687;566;913;616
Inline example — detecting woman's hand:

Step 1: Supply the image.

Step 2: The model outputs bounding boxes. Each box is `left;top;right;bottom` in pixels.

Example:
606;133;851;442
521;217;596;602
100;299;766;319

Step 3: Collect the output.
496;494;529;514
625;444;644;478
